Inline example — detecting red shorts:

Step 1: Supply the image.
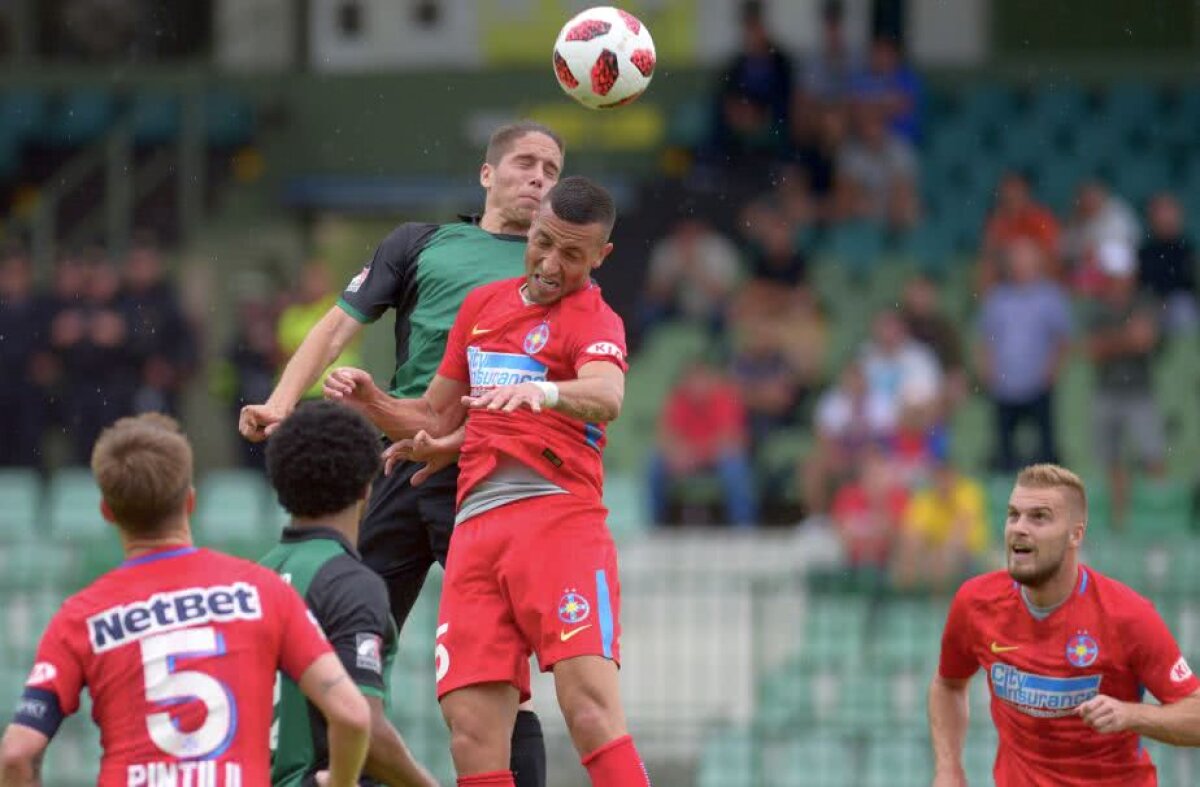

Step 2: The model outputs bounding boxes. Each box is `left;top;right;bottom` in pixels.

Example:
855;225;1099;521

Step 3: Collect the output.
435;493;621;702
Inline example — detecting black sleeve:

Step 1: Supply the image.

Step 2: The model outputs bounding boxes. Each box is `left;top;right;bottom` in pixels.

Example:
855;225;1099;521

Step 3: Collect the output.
337;222;439;324
12;687;65;739
307;556;393;697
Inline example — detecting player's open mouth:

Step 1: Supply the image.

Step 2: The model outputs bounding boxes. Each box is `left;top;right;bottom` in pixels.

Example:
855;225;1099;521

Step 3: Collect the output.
1010;544;1034;556
534;274;560;290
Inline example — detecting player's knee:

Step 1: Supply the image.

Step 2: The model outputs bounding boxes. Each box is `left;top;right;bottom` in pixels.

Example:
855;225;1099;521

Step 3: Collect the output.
561;695;623;750
445;709;505;761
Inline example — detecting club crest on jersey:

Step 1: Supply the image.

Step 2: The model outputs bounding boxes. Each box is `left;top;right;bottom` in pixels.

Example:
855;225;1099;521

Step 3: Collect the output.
1066;633;1099;668
558;590;591;624
524;322;551;355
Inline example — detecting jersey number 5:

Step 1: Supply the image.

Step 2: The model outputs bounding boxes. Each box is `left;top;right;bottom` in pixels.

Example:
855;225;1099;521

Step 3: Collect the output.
140;627;236;759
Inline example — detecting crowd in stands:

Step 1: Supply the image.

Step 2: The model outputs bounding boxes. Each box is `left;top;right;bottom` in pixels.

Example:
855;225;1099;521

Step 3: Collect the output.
642;0;1200;593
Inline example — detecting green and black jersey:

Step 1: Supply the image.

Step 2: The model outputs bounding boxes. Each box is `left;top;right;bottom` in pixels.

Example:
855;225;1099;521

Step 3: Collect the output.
337;217;528;398
260;526;397;787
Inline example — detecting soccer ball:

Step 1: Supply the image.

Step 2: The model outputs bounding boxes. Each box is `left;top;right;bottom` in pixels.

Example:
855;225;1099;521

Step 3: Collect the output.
552;6;656;110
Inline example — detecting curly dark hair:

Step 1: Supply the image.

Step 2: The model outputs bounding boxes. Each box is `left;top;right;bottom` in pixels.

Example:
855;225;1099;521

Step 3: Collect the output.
265;401;382;519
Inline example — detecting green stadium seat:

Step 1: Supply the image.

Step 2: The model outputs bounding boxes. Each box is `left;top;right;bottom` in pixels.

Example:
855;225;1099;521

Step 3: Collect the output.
47;469;105;542
0;89;47;142
763;732;855;787
131;91;181;146
45;88;116;148
0;543;82;591
205;90;255;148
1098;81;1162;135
1;589;61;664
1128;477;1193;541
696;725;754;787
604;471;649;543
963;728;999;784
1025;84;1090;131
0;469;40;540
958;84;1018;129
873;598;947;668
863;733;932;787
826;222;886;275
802;595;869;667
194;469;270;546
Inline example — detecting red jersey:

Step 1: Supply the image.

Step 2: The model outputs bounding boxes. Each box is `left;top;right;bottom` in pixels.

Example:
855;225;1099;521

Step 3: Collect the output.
438;277;628;507
939;566;1200;786
17;546;331;786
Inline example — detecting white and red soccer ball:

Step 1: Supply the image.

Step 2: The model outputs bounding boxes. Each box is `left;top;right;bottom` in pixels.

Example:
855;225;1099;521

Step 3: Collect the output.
553;6;656;109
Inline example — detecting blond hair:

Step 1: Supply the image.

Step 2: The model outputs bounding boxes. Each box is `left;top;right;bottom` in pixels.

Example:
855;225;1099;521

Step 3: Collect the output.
1016;463;1087;522
90;413;193;536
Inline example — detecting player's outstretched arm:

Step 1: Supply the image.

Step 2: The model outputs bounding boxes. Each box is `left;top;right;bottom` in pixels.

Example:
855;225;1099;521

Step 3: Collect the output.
327;369;468;442
383;426;465;485
239;306;363;442
464;361;625;422
928;675;970;787
0;725;48;787
1079;691;1200;746
299;653;371;787
361;696;440;787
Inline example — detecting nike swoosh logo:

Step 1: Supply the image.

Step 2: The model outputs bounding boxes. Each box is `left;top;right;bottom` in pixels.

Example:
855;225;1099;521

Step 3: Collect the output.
471;325;492;336
990;641;1020;654
560;624;592;642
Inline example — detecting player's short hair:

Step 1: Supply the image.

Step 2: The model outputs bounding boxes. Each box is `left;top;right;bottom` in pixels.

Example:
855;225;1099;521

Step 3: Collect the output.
547;176;616;236
1016;463;1088;523
485;121;565;166
91;413;193;537
265;401;381;519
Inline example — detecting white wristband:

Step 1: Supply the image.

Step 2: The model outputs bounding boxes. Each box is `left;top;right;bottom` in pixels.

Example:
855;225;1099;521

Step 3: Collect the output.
532;381;559;408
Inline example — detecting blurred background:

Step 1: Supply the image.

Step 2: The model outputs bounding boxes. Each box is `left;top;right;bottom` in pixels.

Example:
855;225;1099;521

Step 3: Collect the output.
1;0;1199;784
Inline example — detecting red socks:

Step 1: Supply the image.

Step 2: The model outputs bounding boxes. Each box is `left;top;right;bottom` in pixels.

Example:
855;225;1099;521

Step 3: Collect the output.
582;735;650;786
458;772;515;787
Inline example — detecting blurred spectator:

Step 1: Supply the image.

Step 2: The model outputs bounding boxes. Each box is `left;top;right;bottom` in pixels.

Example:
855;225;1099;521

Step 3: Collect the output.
835;105;920;229
0;248;54;468
830;448;908;575
891;462;989;591
121;233;197;416
277;260;362;400
798;0;863;105
707;0;793;163
1138;192;1199;335
733;209;806;318
802;362;893;513
849;34;922;143
1083;241;1166;530
214;297;281;470
900;275;967;405
54;253;139;463
729;318;801;453
860;310;942;431
641;218;742;334
1061;180;1140;293
978;171;1060;291
648;360;759;527
976;239;1073;472
785;103;847;223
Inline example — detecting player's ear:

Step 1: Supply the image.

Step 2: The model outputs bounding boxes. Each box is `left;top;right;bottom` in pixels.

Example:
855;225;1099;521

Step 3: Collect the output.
99;499;117;524
591;241;614;270
184;486;196;516
480;162;493;190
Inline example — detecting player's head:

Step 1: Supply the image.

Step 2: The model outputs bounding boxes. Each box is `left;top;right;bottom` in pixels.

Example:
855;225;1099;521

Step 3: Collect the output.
265;401;381;522
1005;464;1089;587
91;413;196;540
481;121;565;233
524;176;615;305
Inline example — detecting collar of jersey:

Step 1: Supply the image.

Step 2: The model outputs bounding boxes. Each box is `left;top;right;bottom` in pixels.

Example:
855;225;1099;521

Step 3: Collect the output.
458;213;526;243
280;525;360;558
120;545;198;569
1011;565;1090;615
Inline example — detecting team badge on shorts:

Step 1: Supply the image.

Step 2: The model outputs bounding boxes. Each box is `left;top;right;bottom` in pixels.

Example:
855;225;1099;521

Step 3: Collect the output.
558;590;591;624
1066;632;1099;667
524;322;551;355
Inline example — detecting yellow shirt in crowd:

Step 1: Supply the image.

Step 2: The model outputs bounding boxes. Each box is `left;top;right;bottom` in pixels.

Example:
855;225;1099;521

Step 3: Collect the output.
277;295;363;399
902;476;989;557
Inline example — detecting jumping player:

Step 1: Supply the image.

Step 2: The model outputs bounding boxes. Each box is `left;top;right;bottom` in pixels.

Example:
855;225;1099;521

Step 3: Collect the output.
325;176;648;787
0;414;369;786
930;463;1200;786
239;121;564;787
260;401;438;787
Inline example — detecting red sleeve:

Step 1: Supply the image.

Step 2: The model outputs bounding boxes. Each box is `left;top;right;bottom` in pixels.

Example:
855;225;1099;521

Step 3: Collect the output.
938;585;979;680
24;611;85;718
569;306;628;373
1128;601;1200;704
436;289;482;383
272;576;334;683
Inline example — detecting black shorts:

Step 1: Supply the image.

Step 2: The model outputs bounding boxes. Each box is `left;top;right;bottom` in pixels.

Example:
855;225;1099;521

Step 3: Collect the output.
358;457;458;633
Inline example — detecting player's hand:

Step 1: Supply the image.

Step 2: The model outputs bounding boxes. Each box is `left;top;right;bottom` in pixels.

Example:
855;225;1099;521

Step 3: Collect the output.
313;771;330;787
1077;694;1138;734
462;382;547;414
383;430;460;485
324;367;386;413
239;403;288;443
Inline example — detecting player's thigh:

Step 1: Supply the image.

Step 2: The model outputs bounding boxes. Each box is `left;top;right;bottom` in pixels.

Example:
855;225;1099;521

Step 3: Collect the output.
438;515;532;701
415;463;460;568
503;496;622;672
359;460;437;628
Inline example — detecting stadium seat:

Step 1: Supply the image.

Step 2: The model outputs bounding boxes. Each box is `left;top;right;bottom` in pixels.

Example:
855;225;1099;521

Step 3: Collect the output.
44;88;117;148
204;90;256;148
1128;477;1193;541
762;732;855;787
872;598;947;668
0;469;40;540
47;468;105;542
863;732;932;786
604;470;649;542
194;469;271;547
696;725;755;787
131;91;182;146
1;589;61;664
0;543;82;592
957;83;1018;130
801;595;869;667
0;88;47;143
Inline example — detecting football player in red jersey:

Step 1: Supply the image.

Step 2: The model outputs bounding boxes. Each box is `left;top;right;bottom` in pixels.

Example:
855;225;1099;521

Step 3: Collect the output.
0;414;370;787
930;463;1200;787
324;176;648;787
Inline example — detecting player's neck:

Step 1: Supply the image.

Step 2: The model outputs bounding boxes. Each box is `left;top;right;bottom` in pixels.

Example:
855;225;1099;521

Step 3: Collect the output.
479;210;529;237
120;531;193;562
292;510;360;547
1023;561;1079;610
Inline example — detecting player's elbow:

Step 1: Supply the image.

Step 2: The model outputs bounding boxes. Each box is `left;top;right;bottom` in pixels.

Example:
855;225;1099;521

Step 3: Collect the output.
326;688;371;740
597;383;624;422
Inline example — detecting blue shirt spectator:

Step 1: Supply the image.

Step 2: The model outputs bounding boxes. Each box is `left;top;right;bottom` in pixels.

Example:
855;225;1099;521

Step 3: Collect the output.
850;36;922;143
